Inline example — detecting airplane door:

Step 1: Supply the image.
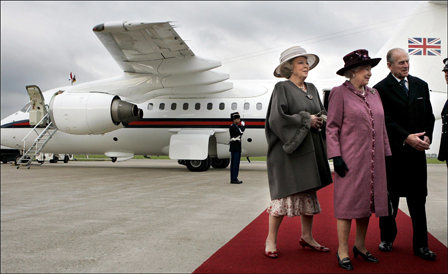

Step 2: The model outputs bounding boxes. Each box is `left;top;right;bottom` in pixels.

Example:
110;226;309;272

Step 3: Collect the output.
26;85;47;127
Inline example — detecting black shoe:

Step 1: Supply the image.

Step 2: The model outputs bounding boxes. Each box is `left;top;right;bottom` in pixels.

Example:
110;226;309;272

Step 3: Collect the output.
414;247;436;261
353;246;379;262
379;241;393;252
336;252;353;271
230;180;243;184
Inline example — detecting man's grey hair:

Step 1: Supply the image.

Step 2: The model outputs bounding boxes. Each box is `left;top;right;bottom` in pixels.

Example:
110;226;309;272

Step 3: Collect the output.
387;48;408;64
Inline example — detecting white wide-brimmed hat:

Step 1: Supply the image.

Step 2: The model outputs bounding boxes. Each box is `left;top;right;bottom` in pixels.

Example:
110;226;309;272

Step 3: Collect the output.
273;46;320;78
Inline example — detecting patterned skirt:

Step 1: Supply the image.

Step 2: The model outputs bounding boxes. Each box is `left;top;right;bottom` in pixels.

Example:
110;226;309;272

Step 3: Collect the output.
266;190;321;217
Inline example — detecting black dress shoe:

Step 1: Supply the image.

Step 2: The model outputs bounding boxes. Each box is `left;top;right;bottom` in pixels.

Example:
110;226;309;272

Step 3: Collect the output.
230;180;243;184
353;246;379;262
414;247;436;261
336;252;353;271
379;241;393;252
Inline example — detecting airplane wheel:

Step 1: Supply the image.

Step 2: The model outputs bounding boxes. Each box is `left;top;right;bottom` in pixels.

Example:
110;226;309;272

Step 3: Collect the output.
49;155;58;163
211;158;230;169
186;156;211;172
63;155;69;163
111;157;117;163
203;157;211;171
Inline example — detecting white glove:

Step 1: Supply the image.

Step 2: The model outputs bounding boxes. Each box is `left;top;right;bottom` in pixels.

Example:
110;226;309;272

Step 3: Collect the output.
241;121;245;126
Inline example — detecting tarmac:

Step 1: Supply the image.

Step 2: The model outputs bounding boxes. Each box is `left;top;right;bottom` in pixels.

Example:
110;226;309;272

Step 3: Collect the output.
1;159;446;273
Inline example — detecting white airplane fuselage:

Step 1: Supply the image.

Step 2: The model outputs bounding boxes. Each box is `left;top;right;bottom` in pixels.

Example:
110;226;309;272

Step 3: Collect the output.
1;79;277;160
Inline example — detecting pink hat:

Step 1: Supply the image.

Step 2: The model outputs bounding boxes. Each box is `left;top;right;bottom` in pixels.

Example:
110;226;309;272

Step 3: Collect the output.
336;49;381;76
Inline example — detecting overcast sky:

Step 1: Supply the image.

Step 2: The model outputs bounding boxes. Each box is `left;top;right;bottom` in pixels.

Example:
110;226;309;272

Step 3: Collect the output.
1;1;423;119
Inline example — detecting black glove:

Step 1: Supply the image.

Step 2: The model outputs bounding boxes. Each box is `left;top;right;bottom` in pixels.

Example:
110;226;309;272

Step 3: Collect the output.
332;156;349;178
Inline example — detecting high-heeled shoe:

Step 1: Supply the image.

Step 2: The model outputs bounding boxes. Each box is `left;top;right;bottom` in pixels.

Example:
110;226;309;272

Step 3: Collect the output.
336;252;353;271
299;237;330;252
265;242;278;258
353;246;379;262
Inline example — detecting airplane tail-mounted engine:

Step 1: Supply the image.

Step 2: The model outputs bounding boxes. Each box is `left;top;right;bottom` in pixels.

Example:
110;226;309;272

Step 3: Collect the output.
49;92;143;135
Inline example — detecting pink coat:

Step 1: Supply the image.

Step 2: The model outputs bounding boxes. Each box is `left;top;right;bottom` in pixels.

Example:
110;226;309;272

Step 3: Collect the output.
326;81;392;219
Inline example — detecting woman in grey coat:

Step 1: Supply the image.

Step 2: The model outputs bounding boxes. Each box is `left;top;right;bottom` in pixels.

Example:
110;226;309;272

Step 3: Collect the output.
264;46;333;258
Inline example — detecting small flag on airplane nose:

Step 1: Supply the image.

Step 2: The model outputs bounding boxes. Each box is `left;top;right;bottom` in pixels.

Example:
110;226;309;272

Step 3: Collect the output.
69;72;76;85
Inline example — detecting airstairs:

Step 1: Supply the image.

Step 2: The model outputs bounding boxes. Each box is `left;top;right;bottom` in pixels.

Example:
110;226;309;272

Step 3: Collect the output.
16;113;58;169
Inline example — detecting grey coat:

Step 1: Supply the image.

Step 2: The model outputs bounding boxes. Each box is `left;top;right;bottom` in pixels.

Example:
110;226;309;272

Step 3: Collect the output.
265;81;333;200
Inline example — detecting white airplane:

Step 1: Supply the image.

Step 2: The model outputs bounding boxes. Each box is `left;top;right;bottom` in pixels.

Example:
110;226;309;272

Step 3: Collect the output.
1;1;446;171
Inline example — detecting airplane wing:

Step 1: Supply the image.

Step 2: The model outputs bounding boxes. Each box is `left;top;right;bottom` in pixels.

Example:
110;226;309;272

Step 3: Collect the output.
93;21;220;74
88;21;232;101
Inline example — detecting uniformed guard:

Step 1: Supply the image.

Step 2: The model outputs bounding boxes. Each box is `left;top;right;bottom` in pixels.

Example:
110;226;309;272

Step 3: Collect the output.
438;57;448;166
229;112;245;184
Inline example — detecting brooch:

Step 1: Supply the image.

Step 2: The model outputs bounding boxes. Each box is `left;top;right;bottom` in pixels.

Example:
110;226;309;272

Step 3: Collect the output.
370;88;377;95
306;94;313;100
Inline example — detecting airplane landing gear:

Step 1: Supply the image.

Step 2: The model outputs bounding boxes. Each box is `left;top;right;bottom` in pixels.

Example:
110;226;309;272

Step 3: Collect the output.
186;156;210;172
211;157;230;169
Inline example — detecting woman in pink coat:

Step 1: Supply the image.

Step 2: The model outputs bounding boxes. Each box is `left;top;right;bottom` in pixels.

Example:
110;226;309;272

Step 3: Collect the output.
326;49;392;271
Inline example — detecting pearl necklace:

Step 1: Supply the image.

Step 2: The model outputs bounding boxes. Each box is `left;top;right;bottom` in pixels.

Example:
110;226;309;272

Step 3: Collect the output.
291;81;306;91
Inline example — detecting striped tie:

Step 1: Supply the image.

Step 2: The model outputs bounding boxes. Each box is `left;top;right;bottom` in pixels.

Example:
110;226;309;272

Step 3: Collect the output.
400;79;408;96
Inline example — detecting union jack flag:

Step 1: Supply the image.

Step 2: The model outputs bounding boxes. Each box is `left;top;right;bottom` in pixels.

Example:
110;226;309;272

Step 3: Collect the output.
408;37;441;56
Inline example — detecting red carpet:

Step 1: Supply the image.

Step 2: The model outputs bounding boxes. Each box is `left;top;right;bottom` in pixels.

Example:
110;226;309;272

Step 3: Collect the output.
194;183;447;273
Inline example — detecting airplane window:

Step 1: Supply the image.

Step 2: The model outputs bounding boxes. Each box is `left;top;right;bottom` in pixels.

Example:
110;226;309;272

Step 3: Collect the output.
207;103;213;110
231;102;237;110
195;103;201;110
159;103;165;110
171;103;177;110
219;102;225;110
147;103;153;110
20;102;31;113
256;102;262;110
244;102;250;110
183;103;189;110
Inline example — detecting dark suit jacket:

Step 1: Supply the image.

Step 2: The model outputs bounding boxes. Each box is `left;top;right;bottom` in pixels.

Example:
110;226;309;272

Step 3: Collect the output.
438;100;448;161
229;123;245;152
374;73;435;197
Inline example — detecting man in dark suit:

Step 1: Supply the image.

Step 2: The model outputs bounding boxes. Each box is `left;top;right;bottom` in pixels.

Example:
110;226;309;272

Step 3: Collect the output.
229;112;245;184
373;48;436;261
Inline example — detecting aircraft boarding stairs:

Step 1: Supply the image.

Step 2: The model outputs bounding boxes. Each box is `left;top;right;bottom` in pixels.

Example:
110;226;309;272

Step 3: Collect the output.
16;112;58;169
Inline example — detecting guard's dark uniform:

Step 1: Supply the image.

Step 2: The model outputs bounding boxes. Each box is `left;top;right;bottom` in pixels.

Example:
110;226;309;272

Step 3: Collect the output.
438;58;448;166
229;112;245;183
439;101;448;165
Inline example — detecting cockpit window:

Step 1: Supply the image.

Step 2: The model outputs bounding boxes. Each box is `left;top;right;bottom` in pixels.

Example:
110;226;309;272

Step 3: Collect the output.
20;102;31;113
